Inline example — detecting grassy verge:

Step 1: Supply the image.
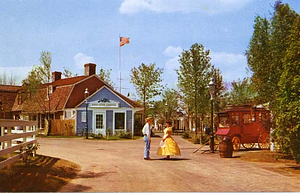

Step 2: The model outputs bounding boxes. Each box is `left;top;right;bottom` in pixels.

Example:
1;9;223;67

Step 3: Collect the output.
0;155;80;192
238;150;300;175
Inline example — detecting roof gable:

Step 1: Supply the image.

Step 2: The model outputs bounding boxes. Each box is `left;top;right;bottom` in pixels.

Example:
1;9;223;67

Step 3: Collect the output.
77;86;132;108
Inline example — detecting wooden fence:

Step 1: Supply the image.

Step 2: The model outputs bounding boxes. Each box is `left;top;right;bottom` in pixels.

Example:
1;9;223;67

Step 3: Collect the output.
0;119;38;170
49;119;76;136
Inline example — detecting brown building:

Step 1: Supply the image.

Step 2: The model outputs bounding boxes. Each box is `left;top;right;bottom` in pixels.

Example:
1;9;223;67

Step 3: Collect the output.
0;85;21;119
1;63;143;136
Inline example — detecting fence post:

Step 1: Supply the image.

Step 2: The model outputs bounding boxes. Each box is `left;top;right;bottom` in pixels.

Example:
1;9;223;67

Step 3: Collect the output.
7;126;12;170
0;126;2;150
33;124;36;157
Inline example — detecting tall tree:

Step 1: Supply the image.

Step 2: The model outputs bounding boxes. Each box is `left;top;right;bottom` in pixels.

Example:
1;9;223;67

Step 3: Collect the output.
247;1;300;163
130;63;164;121
162;88;179;121
22;51;52;120
246;2;297;108
275;16;300;164
228;78;257;106
0;71;19;85
246;16;272;105
63;67;78;78
212;67;227;114
98;67;115;87
176;43;211;135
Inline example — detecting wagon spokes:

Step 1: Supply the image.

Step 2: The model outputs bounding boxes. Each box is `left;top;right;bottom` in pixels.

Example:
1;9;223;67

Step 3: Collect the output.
258;134;270;150
232;136;241;151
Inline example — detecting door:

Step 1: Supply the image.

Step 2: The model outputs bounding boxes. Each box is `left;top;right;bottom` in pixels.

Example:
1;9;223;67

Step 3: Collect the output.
94;113;105;135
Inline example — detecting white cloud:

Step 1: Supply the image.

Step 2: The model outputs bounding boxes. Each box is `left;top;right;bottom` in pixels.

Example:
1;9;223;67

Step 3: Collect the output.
73;53;95;69
163;46;182;74
165;56;180;72
210;51;248;82
0;66;32;85
163;46;182;57
163;47;249;84
119;0;253;14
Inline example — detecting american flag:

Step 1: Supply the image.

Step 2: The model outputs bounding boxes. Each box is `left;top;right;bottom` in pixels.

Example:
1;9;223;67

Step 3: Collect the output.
120;37;130;47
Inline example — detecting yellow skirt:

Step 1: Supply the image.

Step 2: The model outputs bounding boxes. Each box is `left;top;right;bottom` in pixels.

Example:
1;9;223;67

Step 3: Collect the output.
157;137;181;156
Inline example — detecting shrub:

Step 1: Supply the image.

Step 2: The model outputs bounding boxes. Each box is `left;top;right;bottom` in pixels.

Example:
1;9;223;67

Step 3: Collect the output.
182;131;190;139
117;131;132;139
91;133;103;139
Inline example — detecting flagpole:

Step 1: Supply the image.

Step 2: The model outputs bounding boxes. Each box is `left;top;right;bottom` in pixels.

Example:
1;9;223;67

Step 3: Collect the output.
119;36;122;93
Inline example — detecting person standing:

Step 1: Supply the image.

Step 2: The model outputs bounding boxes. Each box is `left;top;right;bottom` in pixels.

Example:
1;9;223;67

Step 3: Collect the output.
142;117;152;160
157;120;181;159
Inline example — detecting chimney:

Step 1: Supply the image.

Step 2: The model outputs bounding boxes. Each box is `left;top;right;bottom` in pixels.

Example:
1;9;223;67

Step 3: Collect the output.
84;63;96;76
52;71;62;82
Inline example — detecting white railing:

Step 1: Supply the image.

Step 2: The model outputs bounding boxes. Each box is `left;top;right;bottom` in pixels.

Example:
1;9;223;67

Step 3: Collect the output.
0;119;38;170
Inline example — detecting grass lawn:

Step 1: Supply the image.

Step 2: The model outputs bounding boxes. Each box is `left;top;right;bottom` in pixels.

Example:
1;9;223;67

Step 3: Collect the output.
0;155;80;192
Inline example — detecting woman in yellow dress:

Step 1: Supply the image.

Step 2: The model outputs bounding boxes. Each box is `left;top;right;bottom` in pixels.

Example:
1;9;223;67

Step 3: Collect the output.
157;121;181;159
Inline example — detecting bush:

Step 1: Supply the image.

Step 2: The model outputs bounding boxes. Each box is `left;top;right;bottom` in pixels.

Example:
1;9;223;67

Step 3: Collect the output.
192;134;200;144
200;135;210;145
182;131;190;139
91;133;103;139
117;131;132;139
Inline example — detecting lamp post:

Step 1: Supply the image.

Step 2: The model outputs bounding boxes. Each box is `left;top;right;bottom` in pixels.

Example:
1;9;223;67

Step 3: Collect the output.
165;102;168;124
209;78;216;153
84;88;89;139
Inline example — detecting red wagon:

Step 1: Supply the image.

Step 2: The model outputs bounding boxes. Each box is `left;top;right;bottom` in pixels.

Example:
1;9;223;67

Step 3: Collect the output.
215;105;271;151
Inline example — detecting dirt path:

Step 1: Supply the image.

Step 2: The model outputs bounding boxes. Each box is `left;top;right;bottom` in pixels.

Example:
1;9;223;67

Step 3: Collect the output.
37;135;300;192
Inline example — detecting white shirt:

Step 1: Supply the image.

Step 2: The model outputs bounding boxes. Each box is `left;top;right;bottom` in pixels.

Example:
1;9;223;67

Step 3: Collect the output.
142;122;152;139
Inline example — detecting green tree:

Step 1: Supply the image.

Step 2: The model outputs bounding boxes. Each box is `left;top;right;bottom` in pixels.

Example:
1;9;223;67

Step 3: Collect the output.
246;2;297;108
130;63;164;121
22;51;52;120
212;67;227;113
98;67;115;87
228;78;257;106
63;67;78;78
162;88;179;121
247;1;300;163
246;16;272;105
176;43;211;135
275;16;300;164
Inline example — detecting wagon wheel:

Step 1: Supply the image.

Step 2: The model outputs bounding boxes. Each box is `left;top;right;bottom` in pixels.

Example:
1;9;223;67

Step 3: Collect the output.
258;134;270;150
242;143;255;149
232;136;241;151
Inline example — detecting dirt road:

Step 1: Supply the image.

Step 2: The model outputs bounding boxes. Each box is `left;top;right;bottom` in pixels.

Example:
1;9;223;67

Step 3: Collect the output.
37;135;300;192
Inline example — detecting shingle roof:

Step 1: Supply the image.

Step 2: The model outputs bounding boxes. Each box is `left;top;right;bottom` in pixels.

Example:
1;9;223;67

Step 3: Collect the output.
45;76;87;87
0;85;21;92
10;74;142;112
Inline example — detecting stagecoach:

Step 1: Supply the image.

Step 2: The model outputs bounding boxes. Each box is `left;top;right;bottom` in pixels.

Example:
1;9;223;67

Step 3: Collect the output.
215;105;271;151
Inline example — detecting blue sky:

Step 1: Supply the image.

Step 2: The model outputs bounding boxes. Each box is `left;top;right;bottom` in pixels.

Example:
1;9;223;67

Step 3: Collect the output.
1;0;299;98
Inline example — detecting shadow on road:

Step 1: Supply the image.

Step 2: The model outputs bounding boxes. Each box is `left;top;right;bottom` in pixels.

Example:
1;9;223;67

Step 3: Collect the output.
153;158;190;161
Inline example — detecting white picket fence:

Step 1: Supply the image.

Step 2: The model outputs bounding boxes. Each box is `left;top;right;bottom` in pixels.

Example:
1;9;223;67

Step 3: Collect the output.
0;119;38;170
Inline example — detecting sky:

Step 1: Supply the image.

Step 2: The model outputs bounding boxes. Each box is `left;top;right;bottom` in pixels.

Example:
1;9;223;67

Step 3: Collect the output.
1;0;300;99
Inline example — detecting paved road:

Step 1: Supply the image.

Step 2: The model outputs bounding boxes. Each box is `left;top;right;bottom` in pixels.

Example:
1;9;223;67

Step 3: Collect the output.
37;135;300;192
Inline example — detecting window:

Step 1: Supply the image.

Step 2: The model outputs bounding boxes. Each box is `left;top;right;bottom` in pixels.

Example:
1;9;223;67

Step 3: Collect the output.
81;112;86;122
231;113;240;126
259;113;266;122
115;113;125;129
243;113;251;124
252;113;256;122
96;114;104;129
219;113;229;128
65;111;71;119
49;85;53;94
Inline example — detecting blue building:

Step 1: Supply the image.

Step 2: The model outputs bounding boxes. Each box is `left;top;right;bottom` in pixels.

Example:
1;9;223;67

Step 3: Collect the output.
76;85;143;136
